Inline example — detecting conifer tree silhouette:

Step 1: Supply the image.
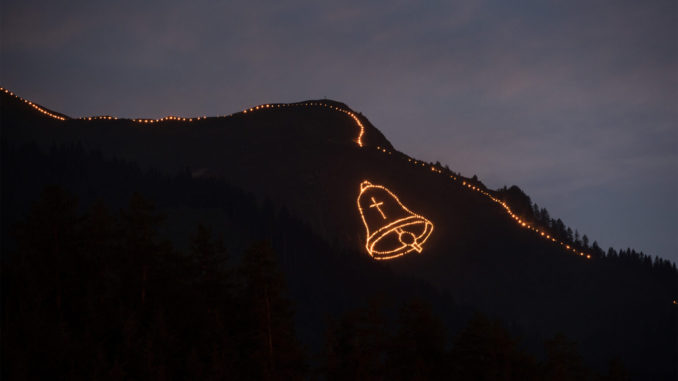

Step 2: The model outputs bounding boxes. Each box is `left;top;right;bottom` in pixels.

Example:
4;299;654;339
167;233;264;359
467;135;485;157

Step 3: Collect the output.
238;241;305;380
323;300;388;380
386;299;446;380
542;333;590;381
450;312;537;380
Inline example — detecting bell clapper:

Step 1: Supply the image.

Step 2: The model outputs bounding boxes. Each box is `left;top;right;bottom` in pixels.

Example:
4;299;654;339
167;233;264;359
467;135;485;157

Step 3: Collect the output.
396;227;423;253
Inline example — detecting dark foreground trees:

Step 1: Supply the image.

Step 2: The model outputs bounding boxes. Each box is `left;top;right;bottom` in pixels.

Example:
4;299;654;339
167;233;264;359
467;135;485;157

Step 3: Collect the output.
321;301;622;381
237;242;306;379
2;187;305;380
2;186;628;380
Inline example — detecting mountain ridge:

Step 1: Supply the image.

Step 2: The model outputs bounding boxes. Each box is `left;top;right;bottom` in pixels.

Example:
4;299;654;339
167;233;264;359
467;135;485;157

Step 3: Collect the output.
0;87;393;149
0;86;618;263
1;87;676;378
2;86;674;269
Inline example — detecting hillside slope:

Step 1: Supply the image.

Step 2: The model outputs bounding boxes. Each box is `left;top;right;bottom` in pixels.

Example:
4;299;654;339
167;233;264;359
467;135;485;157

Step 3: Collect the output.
1;88;675;378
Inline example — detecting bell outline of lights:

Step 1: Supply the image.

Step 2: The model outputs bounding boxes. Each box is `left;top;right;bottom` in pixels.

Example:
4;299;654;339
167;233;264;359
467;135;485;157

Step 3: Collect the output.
357;180;434;260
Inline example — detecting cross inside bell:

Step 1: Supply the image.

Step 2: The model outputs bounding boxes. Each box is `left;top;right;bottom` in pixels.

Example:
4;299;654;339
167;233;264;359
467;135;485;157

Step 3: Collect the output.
357;180;434;260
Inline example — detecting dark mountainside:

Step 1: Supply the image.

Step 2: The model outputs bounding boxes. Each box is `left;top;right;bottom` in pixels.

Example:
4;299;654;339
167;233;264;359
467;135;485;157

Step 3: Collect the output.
1;89;676;380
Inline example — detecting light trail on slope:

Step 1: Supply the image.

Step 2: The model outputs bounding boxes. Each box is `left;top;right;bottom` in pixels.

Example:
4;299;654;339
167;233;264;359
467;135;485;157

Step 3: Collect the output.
1;88;366;147
1;85;591;260
375;145;594;261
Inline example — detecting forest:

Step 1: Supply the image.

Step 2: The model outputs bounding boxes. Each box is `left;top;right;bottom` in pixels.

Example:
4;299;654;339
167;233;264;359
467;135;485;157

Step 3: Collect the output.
3;142;670;380
3;186;629;380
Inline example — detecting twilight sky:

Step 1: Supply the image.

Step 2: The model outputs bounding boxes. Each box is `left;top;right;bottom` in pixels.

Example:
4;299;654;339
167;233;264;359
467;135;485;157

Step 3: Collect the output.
2;0;676;262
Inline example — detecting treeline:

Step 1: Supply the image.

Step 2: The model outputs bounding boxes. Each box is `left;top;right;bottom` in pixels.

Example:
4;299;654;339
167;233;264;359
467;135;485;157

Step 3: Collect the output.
2;186;305;379
322;299;633;380
425;161;675;282
2;187;630;380
4;143;672;379
495;185;676;270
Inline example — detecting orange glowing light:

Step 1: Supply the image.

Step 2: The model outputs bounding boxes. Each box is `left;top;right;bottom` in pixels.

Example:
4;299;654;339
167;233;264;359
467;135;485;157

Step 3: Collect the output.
357;181;434;260
374;148;596;261
2;85;597;262
0;87;367;147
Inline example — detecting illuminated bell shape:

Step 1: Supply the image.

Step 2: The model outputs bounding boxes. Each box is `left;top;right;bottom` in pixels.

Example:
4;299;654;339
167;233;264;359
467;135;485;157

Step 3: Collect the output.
357;181;434;260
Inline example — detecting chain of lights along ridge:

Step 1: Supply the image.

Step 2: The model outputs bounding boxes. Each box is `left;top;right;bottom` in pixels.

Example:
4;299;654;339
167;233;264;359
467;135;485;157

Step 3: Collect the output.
1;86;593;261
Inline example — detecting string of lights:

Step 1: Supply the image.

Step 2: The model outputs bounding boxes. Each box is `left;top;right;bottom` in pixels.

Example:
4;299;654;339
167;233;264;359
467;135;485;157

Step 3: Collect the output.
375;145;593;260
1;87;366;146
1;87;67;120
0;85;590;260
241;101;365;147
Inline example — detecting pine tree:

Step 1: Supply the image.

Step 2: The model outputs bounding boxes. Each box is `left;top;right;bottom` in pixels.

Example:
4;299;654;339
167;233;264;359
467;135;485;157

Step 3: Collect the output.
323;300;388;380
9;185;82;378
600;357;630;381
119;192;168;307
582;235;590;250
450;313;536;380
238;241;305;380
540;208;550;225
14;185;81;309
591;241;604;258
566;227;574;243
541;333;590;381
386;299;447;380
190;224;230;305
188;224;237;378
